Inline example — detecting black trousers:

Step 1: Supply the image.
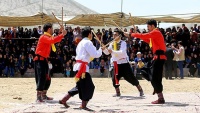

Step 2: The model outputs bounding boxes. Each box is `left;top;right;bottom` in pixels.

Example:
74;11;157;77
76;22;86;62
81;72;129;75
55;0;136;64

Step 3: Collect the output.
164;61;173;79
20;68;26;76
68;72;95;101
189;65;197;75
112;63;139;88
151;59;165;93
34;60;51;91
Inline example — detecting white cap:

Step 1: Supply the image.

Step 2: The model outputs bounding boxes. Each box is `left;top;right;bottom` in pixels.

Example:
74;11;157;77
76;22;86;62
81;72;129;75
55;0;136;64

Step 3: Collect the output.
136;52;141;55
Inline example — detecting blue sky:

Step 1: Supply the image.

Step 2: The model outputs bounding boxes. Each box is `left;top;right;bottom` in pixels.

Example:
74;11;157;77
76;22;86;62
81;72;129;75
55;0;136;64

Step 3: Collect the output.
75;0;200;28
75;0;200;16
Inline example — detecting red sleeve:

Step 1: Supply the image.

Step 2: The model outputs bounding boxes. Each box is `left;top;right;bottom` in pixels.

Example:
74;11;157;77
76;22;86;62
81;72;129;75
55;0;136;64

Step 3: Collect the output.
41;34;64;44
131;33;151;44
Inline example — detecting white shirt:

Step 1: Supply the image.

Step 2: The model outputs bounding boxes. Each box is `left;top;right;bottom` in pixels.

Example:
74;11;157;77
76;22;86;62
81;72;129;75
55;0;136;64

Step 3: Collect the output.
173;50;179;61
103;40;129;64
73;38;102;72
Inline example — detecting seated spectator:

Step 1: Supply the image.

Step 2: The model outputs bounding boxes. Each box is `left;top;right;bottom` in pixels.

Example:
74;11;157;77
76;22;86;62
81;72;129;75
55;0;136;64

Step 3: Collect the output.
134;52;144;63
134;52;144;75
188;54;198;77
0;54;4;76
197;53;200;78
136;59;145;77
185;55;191;68
100;59;106;76
137;59;145;69
48;61;53;77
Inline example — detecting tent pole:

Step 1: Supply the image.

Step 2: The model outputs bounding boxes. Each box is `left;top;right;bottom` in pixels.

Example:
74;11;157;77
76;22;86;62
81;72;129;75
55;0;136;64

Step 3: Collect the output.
120;0;123;27
41;0;44;26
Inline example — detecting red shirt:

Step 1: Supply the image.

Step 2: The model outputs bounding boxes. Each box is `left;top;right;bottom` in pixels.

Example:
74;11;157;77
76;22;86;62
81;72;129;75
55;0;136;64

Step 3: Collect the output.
35;34;64;58
131;29;166;60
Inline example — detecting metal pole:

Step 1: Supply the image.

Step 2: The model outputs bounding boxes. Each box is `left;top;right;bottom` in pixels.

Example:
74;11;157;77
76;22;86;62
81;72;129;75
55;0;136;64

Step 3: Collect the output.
41;0;43;25
120;0;123;27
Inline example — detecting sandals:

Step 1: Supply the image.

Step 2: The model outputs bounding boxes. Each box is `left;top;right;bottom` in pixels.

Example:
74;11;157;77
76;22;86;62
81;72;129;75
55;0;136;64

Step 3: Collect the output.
59;100;70;108
79;106;94;112
151;99;165;104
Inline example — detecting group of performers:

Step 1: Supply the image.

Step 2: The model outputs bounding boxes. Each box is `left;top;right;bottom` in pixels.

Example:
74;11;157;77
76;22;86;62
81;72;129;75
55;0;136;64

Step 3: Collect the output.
34;19;166;111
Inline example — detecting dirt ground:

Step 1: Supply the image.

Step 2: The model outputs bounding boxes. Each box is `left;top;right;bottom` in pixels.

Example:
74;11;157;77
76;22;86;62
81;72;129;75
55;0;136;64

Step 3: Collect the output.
0;77;200;113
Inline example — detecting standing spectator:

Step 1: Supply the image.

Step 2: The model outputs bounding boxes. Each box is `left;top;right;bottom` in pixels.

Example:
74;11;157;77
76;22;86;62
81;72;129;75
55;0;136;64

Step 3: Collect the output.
18;55;27;77
14;57;19;73
38;26;43;35
23;28;30;38
12;28;18;38
197;26;200;33
182;24;190;47
4;30;12;39
18;27;24;38
171;43;178;78
190;30;198;44
8;55;15;77
65;61;71;77
4;55;9;77
31;28;40;38
165;32;172;43
164;43;174;80
194;24;198;32
176;28;183;42
172;41;185;79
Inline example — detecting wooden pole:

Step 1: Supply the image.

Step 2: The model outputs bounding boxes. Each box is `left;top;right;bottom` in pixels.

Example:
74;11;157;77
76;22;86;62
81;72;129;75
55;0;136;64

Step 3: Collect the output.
62;7;63;27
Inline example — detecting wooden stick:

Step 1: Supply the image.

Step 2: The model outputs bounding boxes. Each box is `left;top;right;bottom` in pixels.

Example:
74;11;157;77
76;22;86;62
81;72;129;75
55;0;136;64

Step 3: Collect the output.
91;30;104;46
111;20;124;32
62;7;63;26
101;32;103;44
52;12;63;28
129;13;136;33
104;35;120;47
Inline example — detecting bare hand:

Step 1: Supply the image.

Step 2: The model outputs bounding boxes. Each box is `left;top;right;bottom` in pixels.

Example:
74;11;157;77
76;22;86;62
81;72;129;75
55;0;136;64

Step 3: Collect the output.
62;29;67;36
108;49;112;53
101;46;106;50
59;26;64;33
124;32;130;38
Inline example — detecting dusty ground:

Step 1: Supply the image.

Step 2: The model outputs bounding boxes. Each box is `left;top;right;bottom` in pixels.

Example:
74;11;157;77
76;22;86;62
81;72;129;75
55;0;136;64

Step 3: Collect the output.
0;77;200;113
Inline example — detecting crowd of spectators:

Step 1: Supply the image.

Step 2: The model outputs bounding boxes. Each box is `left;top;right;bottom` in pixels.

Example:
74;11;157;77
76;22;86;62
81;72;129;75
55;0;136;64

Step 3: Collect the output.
0;24;200;78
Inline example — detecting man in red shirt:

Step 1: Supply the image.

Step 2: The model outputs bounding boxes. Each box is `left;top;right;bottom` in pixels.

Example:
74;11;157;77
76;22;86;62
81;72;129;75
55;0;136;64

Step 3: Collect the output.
34;23;67;102
125;19;166;104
